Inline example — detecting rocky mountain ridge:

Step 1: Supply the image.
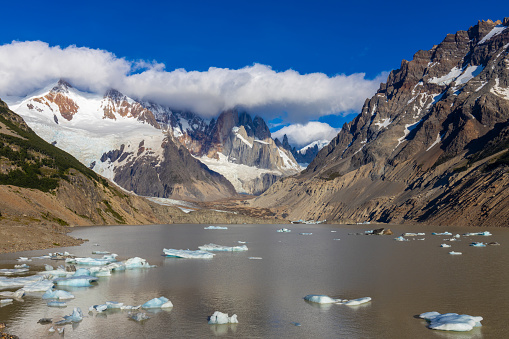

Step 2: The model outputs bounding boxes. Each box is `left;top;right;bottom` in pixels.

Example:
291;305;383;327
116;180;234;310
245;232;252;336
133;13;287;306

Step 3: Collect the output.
251;18;509;226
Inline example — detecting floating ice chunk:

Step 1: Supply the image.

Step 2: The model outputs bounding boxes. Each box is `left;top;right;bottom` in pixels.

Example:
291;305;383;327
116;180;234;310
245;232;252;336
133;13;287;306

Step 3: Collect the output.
0;275;45;288
129;312;150;322
198;243;248;252
248;257;262;260
394;236;409;241
53;276;98;287
92;251;110;254
403;233;425;236
237;241;246;244
464;231;492;236
48;327;55;333
470;242;486;247
341;297;372;306
42;289;74;300
0;298;13;303
303;295;340;304
74;268;92;276
333;238;341;241
56;307;83;324
47;301;67;307
22;279;55;292
449;251;462;255
69;257;111;266
0;268;29;275
0;288;24;299
419;312;483;331
277;228;291;233
121;305;141;311
106;301;124;309
89;304;108;312
14;264;29;269
300;233;313;235
440;244;451;248
163;248;215;259
208;311;238;324
432;232;452;236
141;296;173;309
204;226;228;230
123;257;155;269
17;257;31;262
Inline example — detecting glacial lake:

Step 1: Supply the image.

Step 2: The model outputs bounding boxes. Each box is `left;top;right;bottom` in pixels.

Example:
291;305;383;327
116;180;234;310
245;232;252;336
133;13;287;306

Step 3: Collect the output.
1;223;509;338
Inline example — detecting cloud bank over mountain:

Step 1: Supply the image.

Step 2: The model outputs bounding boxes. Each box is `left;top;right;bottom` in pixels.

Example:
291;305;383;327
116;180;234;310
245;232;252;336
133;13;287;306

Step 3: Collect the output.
0;41;387;125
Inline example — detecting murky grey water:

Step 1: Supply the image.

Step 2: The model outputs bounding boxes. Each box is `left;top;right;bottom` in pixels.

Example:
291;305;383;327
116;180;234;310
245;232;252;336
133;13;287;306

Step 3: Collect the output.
1;224;508;338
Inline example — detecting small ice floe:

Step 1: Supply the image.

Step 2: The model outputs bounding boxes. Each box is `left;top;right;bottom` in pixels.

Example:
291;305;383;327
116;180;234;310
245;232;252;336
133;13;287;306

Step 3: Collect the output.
0;288;24;299
276;228;291;233
449;251;462;255
0;298;13;304
403;233;425;236
123;257;155;269
0;275;45;288
106;301;123;309
303;295;339;304
37;266;69;278
48;327;55;333
92;251;110;255
204;226;228;230
120;305;141;311
141;297;173;309
237;241;247;244
89;304;108;312
17;257;31;262
14;264;29;269
394;236;409;241
432;232;452;236
47;301;67;307
331;230;337;233
163;248;215;259
53;275;98;287
42;289;74;300
208;311;238;324
55;307;83;325
419;311;483;331
248;257;262;260
299;233;313;235
0;268;29;275
440;244;451;248
129;312;150;322
340;297;372;306
333;238;341;241
470;242;486;247
198;243;248;252
22;278;55;292
464;231;492;236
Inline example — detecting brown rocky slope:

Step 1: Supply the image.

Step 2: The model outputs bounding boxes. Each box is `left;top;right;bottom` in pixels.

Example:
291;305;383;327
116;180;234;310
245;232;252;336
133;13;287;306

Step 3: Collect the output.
251;18;509;227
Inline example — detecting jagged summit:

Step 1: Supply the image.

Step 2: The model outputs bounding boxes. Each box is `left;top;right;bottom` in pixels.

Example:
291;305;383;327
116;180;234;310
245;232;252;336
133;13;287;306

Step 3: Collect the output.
252;18;509;226
51;79;72;93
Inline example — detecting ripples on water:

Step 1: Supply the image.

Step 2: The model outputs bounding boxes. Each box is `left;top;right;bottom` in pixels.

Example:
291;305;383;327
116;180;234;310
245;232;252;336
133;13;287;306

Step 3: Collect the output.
1;224;508;338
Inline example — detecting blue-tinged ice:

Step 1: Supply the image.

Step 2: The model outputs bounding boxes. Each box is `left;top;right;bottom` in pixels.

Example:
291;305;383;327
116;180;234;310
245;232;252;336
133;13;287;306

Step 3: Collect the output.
198;243;248;252
123;257;155;269
419;312;483;331
163;248;215;259
304;295;339;304
0;298;13;304
53;275;98;287
141;296;173;309
464;231;492;236
277;228;291;233
14;264;29;269
403;233;425;236
432;232;452;236
68;257;111;266
449;251;462;255
440;244;451;248
0;275;45;288
74;268;92;276
56;307;83;324
394;236;409;241
204;225;228;230
0;288;24;299
208;311;238;324
0;268;29;275
106;301;123;309
89;304;108;312
47;301;67;307
470;242;486;247
42;289;74;300
22;279;54;292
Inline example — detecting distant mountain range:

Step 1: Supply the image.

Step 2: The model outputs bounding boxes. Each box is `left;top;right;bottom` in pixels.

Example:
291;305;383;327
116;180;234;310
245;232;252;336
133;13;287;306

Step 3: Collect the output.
252;18;509;226
9;80;301;200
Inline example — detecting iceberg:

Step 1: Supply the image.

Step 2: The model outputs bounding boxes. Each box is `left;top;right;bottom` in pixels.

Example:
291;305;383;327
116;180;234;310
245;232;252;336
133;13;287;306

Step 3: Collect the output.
74;268;92;276
129;312;150;322
22;279;55;292
440;244;451;248
419;312;483;331
0;268;29;275
141;296;173;309
198;243;248;252
464;231;492;236
394;236;409;241
449;251;462;255
432;232;452;236
403;233;425;236
42;289;75;300
55;307;83;325
248;257;262;260
470;242;486;247
68;257;111;266
14;264;29;269
89;304;108;312
92;251;110;254
0;275;45;288
123;257;155;269
16;257;31;262
204;226;228;230
276;228;291;233
341;297;372;306
304;295;339;304
53;275;98;287
106;301;123;309
208;311;238;324
47;301;67;307
163;248;215;259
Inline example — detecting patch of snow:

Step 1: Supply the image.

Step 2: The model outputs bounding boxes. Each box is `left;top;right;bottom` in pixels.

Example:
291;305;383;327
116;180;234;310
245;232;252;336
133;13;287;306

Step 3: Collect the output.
478;25;508;44
394;120;422;150
374;118;391;129
475;81;488;92
490;78;509;99
299;140;329;154
428;67;463;85
455;65;484;85
254;139;269;145
426;133;442;151
235;132;253;148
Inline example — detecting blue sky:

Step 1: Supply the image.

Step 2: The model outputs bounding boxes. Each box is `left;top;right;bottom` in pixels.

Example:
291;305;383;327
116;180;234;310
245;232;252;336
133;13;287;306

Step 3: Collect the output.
0;0;507;146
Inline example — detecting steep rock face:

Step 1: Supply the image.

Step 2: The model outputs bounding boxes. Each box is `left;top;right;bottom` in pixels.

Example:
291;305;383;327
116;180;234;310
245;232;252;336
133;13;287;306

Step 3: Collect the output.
252;18;509;226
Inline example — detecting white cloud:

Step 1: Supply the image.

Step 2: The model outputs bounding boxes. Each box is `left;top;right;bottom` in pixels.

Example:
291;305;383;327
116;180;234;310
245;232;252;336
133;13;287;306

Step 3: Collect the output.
0;41;388;124
272;121;340;148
